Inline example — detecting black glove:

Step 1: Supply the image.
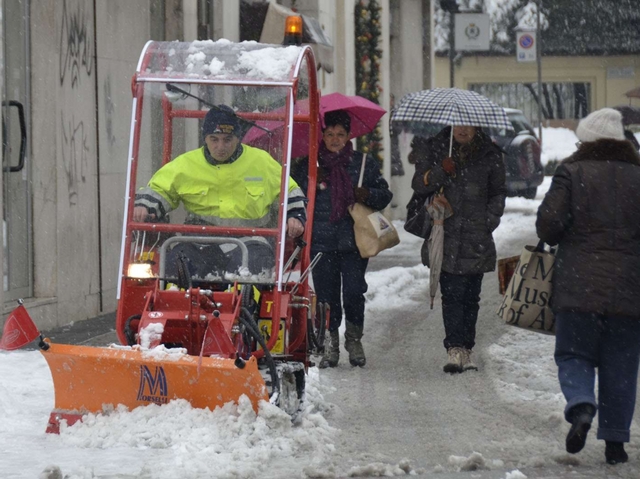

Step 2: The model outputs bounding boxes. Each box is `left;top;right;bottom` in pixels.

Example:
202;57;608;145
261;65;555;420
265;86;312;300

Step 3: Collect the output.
354;186;370;203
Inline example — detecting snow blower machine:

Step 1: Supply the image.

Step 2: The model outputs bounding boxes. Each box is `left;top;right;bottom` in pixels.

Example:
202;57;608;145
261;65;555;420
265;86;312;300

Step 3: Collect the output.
36;38;328;433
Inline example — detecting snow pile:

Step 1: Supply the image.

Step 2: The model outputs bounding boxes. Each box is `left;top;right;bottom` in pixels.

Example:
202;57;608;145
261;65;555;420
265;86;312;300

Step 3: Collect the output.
486;328;563;411
0;351;339;479
448;452;504;472
505;470;527;479
137;322;164;349
39;465;63;479
365;220;429;311
540;127;578;166
346;458;419;477
236;46;303;80
58;395;336;479
365;264;428;312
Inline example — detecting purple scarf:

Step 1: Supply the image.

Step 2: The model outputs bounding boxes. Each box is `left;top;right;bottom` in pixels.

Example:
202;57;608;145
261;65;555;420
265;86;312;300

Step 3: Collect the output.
318;141;356;223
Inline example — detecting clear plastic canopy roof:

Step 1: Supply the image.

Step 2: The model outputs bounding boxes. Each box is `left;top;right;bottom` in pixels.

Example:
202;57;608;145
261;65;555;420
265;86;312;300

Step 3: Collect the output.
136;40;308;84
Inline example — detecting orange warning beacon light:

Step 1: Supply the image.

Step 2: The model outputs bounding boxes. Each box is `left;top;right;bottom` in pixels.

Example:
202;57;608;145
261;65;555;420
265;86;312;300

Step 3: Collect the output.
283;15;303;46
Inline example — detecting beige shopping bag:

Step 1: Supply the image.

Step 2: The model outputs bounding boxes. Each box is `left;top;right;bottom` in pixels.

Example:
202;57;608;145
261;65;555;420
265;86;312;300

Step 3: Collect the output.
349;203;400;258
349;153;400;258
496;242;556;335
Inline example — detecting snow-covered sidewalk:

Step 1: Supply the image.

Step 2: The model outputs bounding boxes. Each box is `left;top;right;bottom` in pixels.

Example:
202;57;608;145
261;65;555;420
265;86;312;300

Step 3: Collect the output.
4;129;640;478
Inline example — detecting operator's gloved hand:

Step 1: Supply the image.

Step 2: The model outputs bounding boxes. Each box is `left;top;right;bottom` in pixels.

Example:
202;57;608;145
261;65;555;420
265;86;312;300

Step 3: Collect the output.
354;186;370;203
441;156;456;176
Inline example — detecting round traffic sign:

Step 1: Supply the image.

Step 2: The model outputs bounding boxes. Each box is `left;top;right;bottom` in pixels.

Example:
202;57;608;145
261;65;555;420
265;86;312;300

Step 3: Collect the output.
519;34;534;49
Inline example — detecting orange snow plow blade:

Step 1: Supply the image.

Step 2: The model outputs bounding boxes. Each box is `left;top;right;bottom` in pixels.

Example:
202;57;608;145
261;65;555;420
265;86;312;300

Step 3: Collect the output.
40;341;268;433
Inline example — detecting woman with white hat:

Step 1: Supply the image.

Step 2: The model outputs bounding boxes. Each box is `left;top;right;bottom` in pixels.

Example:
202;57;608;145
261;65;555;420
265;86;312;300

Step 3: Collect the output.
537;107;640;465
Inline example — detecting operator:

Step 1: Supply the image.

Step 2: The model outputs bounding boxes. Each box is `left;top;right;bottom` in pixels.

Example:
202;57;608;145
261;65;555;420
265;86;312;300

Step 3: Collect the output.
133;105;306;277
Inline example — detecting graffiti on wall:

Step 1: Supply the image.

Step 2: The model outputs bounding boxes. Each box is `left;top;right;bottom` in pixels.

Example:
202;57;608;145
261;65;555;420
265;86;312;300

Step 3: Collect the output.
58;0;94;206
59;0;94;89
104;77;117;148
60;111;89;206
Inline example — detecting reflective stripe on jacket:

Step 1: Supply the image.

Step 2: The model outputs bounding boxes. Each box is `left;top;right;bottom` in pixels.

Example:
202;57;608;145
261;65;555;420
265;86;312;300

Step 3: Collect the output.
135;145;305;227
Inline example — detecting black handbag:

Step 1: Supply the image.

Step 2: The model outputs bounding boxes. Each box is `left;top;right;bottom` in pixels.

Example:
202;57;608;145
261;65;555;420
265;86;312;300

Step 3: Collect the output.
404;193;432;239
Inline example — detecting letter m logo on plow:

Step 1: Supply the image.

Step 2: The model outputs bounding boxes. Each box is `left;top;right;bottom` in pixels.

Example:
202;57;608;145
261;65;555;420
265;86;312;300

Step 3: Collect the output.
137;366;169;404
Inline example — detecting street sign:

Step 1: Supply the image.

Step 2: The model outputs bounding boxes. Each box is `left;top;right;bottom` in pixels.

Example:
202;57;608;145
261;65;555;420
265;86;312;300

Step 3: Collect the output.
516;31;536;62
455;14;490;51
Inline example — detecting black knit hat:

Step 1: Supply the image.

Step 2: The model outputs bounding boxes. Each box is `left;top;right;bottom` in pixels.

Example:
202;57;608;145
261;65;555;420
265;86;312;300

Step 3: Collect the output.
323;110;351;132
202;105;240;141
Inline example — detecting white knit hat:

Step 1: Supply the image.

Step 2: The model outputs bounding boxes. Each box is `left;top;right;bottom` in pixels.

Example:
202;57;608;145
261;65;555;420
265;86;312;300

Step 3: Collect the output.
576;108;625;143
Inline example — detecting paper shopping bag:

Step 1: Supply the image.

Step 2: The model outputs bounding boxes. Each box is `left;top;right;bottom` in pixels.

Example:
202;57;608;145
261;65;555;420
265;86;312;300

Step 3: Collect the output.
496;242;556;335
349;203;400;258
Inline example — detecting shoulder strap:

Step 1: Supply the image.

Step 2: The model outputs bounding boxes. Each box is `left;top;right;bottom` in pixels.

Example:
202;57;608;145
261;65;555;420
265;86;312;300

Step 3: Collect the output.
357;152;366;187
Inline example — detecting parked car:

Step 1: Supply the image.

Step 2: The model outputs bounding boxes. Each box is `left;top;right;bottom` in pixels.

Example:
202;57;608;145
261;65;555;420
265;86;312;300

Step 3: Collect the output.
393;108;543;199
489;108;543;199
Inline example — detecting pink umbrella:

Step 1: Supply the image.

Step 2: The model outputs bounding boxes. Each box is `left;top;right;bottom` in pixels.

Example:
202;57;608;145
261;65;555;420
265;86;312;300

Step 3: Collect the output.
242;98;313;159
320;92;386;137
243;93;386;159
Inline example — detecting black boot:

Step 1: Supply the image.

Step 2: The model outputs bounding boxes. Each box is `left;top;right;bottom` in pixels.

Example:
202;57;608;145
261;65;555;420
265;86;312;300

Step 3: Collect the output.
566;404;596;454
605;441;628;465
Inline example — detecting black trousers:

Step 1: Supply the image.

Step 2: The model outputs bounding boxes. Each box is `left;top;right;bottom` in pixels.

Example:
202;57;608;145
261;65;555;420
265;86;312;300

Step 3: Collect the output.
312;250;369;332
440;271;484;350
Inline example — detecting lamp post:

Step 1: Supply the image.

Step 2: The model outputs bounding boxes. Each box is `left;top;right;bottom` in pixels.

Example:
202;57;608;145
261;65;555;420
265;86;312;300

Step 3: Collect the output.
536;0;542;142
440;0;459;88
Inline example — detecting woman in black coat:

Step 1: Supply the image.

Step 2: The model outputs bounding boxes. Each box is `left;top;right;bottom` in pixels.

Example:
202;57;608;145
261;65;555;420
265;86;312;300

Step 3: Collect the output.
410;126;506;374
537;108;640;465
292;110;392;368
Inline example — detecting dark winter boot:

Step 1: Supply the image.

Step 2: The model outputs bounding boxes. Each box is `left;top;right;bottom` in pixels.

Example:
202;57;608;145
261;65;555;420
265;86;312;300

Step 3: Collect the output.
344;321;366;367
319;330;340;368
605;441;628;465
566;404;596;454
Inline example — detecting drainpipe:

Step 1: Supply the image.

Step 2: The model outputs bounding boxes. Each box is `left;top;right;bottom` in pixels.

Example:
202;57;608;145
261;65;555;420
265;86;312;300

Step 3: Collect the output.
92;0;104;312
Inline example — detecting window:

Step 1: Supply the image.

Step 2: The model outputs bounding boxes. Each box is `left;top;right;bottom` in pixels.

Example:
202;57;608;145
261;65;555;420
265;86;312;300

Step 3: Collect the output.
469;82;591;123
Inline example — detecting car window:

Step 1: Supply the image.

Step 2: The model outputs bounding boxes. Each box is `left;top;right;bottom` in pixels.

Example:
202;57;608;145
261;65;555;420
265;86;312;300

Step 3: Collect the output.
509;114;537;138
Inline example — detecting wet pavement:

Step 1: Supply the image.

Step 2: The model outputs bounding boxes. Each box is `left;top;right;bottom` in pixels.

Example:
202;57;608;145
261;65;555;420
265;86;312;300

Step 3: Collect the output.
41;311;118;347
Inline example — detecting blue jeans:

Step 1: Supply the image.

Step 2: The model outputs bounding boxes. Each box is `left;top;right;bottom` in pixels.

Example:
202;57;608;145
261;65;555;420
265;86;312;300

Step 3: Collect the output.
555;311;640;442
440;271;484;350
311;250;369;332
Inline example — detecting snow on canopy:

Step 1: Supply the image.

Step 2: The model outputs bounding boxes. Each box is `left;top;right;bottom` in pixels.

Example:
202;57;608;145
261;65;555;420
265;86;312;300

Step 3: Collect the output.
137;39;305;83
435;0;640;56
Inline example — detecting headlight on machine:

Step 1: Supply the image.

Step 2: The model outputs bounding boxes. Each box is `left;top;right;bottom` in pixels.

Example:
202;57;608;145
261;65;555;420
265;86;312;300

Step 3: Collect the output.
127;262;155;279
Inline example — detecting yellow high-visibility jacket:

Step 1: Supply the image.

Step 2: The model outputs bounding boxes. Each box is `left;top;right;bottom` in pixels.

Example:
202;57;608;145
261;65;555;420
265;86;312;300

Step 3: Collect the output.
135;145;306;227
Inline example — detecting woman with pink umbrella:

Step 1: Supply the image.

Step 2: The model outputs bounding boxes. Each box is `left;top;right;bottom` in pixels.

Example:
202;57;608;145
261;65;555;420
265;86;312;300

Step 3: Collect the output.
292;108;392;368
